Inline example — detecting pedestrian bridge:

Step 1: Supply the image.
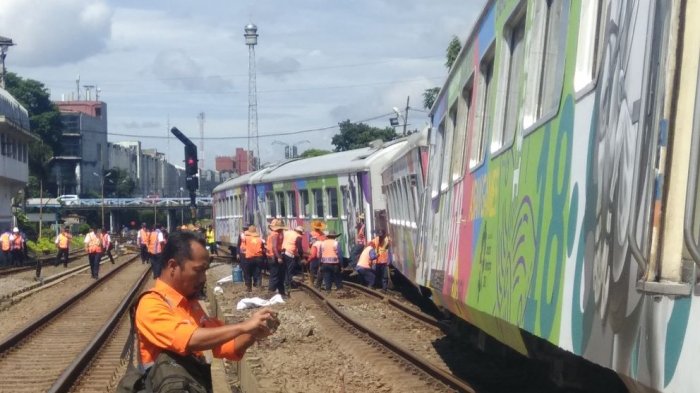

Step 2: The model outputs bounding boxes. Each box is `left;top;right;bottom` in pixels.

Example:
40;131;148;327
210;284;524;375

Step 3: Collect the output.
26;197;212;210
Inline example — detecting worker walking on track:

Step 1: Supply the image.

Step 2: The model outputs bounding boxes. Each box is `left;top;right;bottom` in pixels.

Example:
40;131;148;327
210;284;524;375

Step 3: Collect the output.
372;229;391;290
149;224;166;279
355;241;378;288
307;220;327;288
319;231;343;291
137;223;149;264
237;224;249;269
102;228;115;264
10;227;24;266
54;226;72;267
134;231;277;391
84;227;103;279
282;225;304;293
243;225;264;293
206;225;217;256
0;229;10;267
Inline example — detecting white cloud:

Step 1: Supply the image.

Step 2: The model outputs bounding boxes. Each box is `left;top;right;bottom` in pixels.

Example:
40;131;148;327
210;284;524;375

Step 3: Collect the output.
0;0;112;67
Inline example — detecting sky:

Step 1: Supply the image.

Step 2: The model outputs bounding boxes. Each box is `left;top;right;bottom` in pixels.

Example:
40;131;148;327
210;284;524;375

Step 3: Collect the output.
0;0;486;170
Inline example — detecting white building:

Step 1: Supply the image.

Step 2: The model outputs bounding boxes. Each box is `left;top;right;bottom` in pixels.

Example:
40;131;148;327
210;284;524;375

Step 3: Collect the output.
0;88;36;229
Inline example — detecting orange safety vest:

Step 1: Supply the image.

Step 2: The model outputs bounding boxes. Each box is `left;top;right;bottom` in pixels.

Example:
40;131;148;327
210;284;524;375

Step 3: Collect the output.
266;231;282;257
0;233;9;251
357;245;375;269
356;224;366;245
102;233;111;250
148;230;162;254
12;234;23;250
87;233;103;253
373;236;390;264
57;233;70;249
139;229;149;245
244;235;263;258
282;230;300;256
319;239;339;264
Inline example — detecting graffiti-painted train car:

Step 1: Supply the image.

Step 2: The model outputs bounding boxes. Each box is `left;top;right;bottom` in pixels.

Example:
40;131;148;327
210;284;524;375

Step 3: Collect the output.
385;0;700;392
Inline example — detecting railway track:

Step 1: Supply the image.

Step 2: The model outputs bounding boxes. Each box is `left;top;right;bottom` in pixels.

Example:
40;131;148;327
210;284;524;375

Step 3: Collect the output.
0;255;150;393
0;249;87;277
296;280;476;393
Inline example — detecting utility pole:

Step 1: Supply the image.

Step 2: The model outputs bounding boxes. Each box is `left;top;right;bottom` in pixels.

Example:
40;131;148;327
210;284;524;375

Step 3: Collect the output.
244;23;259;172
402;96;410;136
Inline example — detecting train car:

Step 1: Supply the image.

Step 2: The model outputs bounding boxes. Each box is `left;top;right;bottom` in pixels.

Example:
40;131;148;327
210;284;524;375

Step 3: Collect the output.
384;0;700;392
212;139;407;259
380;129;429;283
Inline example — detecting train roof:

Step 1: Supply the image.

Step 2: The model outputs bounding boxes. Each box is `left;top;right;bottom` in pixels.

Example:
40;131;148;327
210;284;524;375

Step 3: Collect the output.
379;127;429;174
257;139;407;183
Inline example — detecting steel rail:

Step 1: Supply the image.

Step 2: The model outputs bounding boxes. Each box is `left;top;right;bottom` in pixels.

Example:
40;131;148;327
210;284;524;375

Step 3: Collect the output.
298;281;476;393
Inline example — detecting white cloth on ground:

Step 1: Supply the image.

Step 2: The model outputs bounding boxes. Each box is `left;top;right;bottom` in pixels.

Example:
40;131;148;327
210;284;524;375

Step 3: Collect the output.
236;294;285;310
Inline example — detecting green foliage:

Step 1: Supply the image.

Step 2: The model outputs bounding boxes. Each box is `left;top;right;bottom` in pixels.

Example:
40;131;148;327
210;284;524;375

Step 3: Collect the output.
299;148;331;158
422;87;440;110
103;167;137;197
27;237;56;255
77;223;91;235
445;35;462;69
331;120;398;152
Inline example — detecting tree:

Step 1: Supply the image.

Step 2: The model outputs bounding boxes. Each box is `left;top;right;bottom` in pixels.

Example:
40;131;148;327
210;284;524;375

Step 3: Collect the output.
422;35;463;110
331;120;399;152
422;87;440;110
103;168;136;197
299;148;331;158
445;35;462;70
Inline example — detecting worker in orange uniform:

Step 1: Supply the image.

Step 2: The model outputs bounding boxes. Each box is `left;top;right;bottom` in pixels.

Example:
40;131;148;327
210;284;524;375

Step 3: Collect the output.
236;224;249;265
266;219;285;280
349;213;366;269
135;231;277;389
84;227;103;279
0;228;10;267
10;227;24;266
137;223;149;264
282;225;304;293
318;231;344;291
148;224;166;279
355;241;378;288
102;228;115;264
54;226;72;267
243;225;264;292
372;229;391;290
307;220;327;288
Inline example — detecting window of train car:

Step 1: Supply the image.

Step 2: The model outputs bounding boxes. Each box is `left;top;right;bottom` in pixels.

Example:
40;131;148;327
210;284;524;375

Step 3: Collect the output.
340;186;349;219
287;191;298;218
401;177;415;226
276;191;286;218
471;46;494;170
431;121;446;199
492;6;526;155
266;192;277;218
312;188;324;218
453;76;473;180
327;188;339;218
233;195;239;217
299;189;310;218
440;104;456;192
574;0;606;95
523;0;569;130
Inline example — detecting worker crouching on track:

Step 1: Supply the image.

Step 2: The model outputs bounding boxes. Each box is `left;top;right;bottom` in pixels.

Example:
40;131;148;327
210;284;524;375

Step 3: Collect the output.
84;227;103;279
355;241;378;288
135;231;277;390
243;225;264;293
307;220;327;289
319;231;343;291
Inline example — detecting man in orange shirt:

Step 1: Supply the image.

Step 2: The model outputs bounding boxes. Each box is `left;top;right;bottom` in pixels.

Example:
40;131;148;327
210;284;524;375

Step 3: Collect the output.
135;231;276;378
84;227;103;279
54;226;72;267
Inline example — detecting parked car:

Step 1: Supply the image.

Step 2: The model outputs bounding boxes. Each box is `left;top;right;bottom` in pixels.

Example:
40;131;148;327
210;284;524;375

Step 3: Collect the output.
57;195;79;205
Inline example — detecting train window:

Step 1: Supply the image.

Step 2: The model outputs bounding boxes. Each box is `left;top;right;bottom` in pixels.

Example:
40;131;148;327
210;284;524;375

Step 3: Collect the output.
233;195;238;216
431;121;445;198
401;177;414;226
525;0;569;128
287;191;297;217
472;46;494;169
276;192;286;218
266;192;276;218
327;188;339;218
574;0;605;93
299;190;310;218
453;76;473;180
441;103;456;190
340;186;349;219
493;8;526;153
312;188;324;218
